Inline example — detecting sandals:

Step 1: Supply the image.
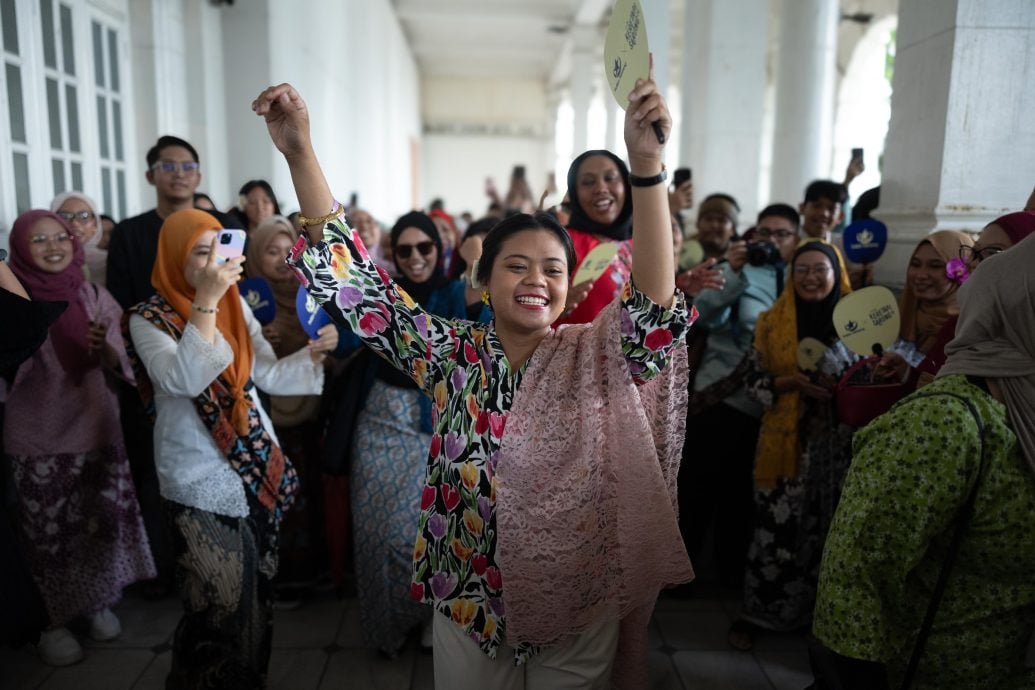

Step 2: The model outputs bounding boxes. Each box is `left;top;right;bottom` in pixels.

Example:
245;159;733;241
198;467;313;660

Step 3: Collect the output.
727;619;757;651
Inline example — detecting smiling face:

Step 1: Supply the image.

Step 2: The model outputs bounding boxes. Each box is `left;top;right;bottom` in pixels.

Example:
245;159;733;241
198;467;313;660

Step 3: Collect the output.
575;155;626;227
486;229;569;335
696;211;735;256
799;197;843;239
967;223;1012;270
907;242;953;302
395;227;438;284
57;197;98;243
183;229;217;289
792;249;836;302
27;217;75;273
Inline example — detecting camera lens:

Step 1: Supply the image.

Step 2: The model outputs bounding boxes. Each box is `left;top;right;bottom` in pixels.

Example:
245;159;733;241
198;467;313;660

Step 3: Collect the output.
220;233;232;244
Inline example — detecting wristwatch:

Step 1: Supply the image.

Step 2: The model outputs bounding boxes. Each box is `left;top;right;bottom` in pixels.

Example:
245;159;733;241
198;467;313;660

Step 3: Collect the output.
628;166;668;187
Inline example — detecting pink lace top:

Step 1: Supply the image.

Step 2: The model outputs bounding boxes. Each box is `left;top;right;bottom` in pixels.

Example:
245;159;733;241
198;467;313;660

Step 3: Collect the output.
289;218;694;665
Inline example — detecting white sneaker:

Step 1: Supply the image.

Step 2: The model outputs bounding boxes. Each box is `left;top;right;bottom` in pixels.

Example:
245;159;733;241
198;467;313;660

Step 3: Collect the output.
37;627;84;666
88;607;122;641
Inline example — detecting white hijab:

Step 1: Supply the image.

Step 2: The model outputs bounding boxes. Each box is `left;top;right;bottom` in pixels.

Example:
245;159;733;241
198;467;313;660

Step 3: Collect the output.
50;191;107;286
939;234;1035;473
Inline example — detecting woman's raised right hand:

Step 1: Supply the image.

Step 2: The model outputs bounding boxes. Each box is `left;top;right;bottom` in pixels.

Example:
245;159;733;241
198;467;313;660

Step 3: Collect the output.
194;236;245;307
252;84;312;160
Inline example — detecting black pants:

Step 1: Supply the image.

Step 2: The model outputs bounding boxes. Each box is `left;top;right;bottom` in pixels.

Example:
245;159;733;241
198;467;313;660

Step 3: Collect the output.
678;402;759;588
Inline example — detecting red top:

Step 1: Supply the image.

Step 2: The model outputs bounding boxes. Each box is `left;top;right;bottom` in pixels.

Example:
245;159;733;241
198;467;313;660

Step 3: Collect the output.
555;228;633;326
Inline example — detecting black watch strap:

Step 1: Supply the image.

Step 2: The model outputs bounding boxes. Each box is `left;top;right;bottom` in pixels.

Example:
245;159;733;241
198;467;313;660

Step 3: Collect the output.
629;168;668;187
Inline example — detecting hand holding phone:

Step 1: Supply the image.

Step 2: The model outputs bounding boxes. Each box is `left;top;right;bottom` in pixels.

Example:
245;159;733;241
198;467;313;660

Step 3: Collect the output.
215;229;247;265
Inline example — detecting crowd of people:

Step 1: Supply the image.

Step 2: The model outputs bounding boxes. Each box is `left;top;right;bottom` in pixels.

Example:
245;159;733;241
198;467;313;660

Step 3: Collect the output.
0;70;1033;690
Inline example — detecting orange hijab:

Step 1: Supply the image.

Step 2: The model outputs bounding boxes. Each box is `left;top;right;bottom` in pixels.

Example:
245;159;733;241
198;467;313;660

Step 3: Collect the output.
151;208;254;435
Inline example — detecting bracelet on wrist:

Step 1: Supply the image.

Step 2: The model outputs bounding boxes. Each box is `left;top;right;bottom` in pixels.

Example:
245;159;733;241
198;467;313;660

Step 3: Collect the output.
191;303;218;314
297;201;344;228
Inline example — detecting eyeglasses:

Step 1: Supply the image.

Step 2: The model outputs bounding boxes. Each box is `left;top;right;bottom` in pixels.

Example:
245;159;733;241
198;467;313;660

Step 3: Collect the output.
395;241;435;259
151;160;199;174
56;210;95;223
30;232;72;245
793;264;832;277
755;228;797;241
958;245;1003;263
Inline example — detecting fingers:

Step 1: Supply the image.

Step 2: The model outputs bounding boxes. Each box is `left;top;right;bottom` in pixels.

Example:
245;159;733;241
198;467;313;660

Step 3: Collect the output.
251;83;297;115
205;235;219;267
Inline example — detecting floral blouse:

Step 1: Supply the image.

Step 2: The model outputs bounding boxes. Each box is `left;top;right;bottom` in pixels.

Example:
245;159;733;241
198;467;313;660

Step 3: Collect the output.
289;217;690;661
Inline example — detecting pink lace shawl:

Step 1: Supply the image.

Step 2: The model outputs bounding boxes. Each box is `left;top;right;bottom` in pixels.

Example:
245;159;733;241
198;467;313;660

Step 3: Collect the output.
495;299;693;685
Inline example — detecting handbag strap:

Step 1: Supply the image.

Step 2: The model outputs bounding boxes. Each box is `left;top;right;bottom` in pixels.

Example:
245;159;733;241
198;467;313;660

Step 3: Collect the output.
898;390;987;690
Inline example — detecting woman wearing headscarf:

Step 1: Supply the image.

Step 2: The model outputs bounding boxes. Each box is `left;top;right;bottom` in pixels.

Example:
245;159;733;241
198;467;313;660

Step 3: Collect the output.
124;208;331;687
51;191;108;285
3;210;154;666
812;234;1035;690
334;210;488;657
728;241;857;650
875;218;1034;387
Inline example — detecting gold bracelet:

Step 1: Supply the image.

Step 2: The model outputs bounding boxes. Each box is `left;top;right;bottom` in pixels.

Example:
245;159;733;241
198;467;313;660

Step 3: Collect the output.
191;303;218;314
297;201;344;228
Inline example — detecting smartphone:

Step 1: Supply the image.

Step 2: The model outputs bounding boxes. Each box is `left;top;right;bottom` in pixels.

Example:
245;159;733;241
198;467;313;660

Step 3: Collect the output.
215;229;247;265
851;147;864;164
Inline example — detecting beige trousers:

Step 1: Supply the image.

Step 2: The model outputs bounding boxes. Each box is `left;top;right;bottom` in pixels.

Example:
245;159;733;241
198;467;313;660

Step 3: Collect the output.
432;614;620;690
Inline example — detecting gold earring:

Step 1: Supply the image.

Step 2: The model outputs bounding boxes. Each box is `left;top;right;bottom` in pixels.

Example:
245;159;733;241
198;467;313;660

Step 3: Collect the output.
481;289;491;307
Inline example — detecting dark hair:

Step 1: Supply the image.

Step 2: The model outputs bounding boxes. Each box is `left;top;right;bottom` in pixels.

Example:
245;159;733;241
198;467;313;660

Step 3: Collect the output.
803;180;847;205
193;192;215;207
450;217;498;280
475;212;576;286
146;135;198;168
702;192;741;212
430;198;445;211
99;213;116;225
238;180;281;216
672;167;692;188
757;203;800;229
851;186;881;221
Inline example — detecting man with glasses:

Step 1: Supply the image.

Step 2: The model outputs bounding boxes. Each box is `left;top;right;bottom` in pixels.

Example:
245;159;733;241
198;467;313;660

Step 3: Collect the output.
104;136;240;597
677;203;801;594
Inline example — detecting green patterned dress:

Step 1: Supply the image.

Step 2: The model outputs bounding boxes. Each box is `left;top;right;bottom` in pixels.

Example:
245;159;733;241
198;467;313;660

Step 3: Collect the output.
813;375;1035;689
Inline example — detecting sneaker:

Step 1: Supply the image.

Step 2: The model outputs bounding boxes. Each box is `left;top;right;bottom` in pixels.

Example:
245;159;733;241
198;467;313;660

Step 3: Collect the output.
37;627;84;666
88;608;121;641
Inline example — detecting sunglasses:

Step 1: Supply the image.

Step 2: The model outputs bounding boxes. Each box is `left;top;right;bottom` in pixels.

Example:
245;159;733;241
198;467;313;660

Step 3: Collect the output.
56;210;95;223
395;241;435;260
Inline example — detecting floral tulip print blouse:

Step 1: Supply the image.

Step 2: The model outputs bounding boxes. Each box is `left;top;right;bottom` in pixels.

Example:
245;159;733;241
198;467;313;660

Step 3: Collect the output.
289;218;691;662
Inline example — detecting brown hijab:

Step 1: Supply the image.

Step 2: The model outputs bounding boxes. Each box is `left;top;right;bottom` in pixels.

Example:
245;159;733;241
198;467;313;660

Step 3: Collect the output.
899;230;974;353
245;216;308;358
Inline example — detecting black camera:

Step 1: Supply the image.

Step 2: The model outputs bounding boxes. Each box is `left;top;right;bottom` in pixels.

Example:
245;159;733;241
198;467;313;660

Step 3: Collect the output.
747;240;781;266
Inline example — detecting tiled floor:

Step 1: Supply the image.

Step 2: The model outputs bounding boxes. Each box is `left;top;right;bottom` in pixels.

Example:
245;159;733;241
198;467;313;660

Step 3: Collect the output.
0;588;813;689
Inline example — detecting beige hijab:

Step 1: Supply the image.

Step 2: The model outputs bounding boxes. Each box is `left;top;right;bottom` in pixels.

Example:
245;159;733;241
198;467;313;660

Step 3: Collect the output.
939;234;1035;473
245;215;309;359
899;230;974;353
50;191;107;286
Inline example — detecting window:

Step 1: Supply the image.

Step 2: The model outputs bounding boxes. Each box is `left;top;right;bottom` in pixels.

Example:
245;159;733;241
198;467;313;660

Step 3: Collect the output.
39;0;84;197
92;18;126;219
2;0;32;213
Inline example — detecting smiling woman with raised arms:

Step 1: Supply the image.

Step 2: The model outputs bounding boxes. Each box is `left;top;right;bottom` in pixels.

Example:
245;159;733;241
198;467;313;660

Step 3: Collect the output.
254;67;695;689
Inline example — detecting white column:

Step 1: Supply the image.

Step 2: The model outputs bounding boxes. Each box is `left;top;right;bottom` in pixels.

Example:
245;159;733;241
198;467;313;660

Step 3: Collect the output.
768;0;839;205
570;26;596;156
873;0;1035;288
678;0;768;221
604;84;619;153
641;0;670;95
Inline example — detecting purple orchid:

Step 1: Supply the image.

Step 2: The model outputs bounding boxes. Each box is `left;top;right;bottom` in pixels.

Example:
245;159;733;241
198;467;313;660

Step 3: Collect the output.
945;257;970;284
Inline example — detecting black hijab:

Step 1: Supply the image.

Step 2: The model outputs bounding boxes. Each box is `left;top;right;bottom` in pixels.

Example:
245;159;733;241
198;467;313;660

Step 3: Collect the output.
793;242;843;344
566;150;633;241
390;211;448;303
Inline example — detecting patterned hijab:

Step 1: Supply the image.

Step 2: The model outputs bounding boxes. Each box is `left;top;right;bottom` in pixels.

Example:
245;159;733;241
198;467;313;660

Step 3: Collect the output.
7;210;91;377
939;234;1035;474
566;150;633;241
151;208;254;435
898;230;974;354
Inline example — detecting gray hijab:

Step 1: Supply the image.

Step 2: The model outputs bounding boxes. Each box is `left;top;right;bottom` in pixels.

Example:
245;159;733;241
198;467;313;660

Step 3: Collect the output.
938;234;1035;473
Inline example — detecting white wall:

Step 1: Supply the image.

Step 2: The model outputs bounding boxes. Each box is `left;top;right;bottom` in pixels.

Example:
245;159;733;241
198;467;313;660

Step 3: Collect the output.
421;76;551;220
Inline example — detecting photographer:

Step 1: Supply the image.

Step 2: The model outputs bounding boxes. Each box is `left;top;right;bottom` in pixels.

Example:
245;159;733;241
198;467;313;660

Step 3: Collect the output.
677;203;800;592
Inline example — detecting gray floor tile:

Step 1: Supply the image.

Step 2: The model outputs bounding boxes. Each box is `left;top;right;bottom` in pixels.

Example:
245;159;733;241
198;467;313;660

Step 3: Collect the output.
647;648;684;690
273;600;347;649
84;607;181;650
267;649;328;690
132;651;170;689
0;646;53;690
672;650;774;690
755;650;814;690
334;599;366;649
39;649;154;690
654;609;732;651
410;651;435;690
319;648;415;690
750;629;810;654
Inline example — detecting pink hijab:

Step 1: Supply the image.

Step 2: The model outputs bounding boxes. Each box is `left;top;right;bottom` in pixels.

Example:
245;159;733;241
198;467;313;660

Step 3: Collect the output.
8;210;92;376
